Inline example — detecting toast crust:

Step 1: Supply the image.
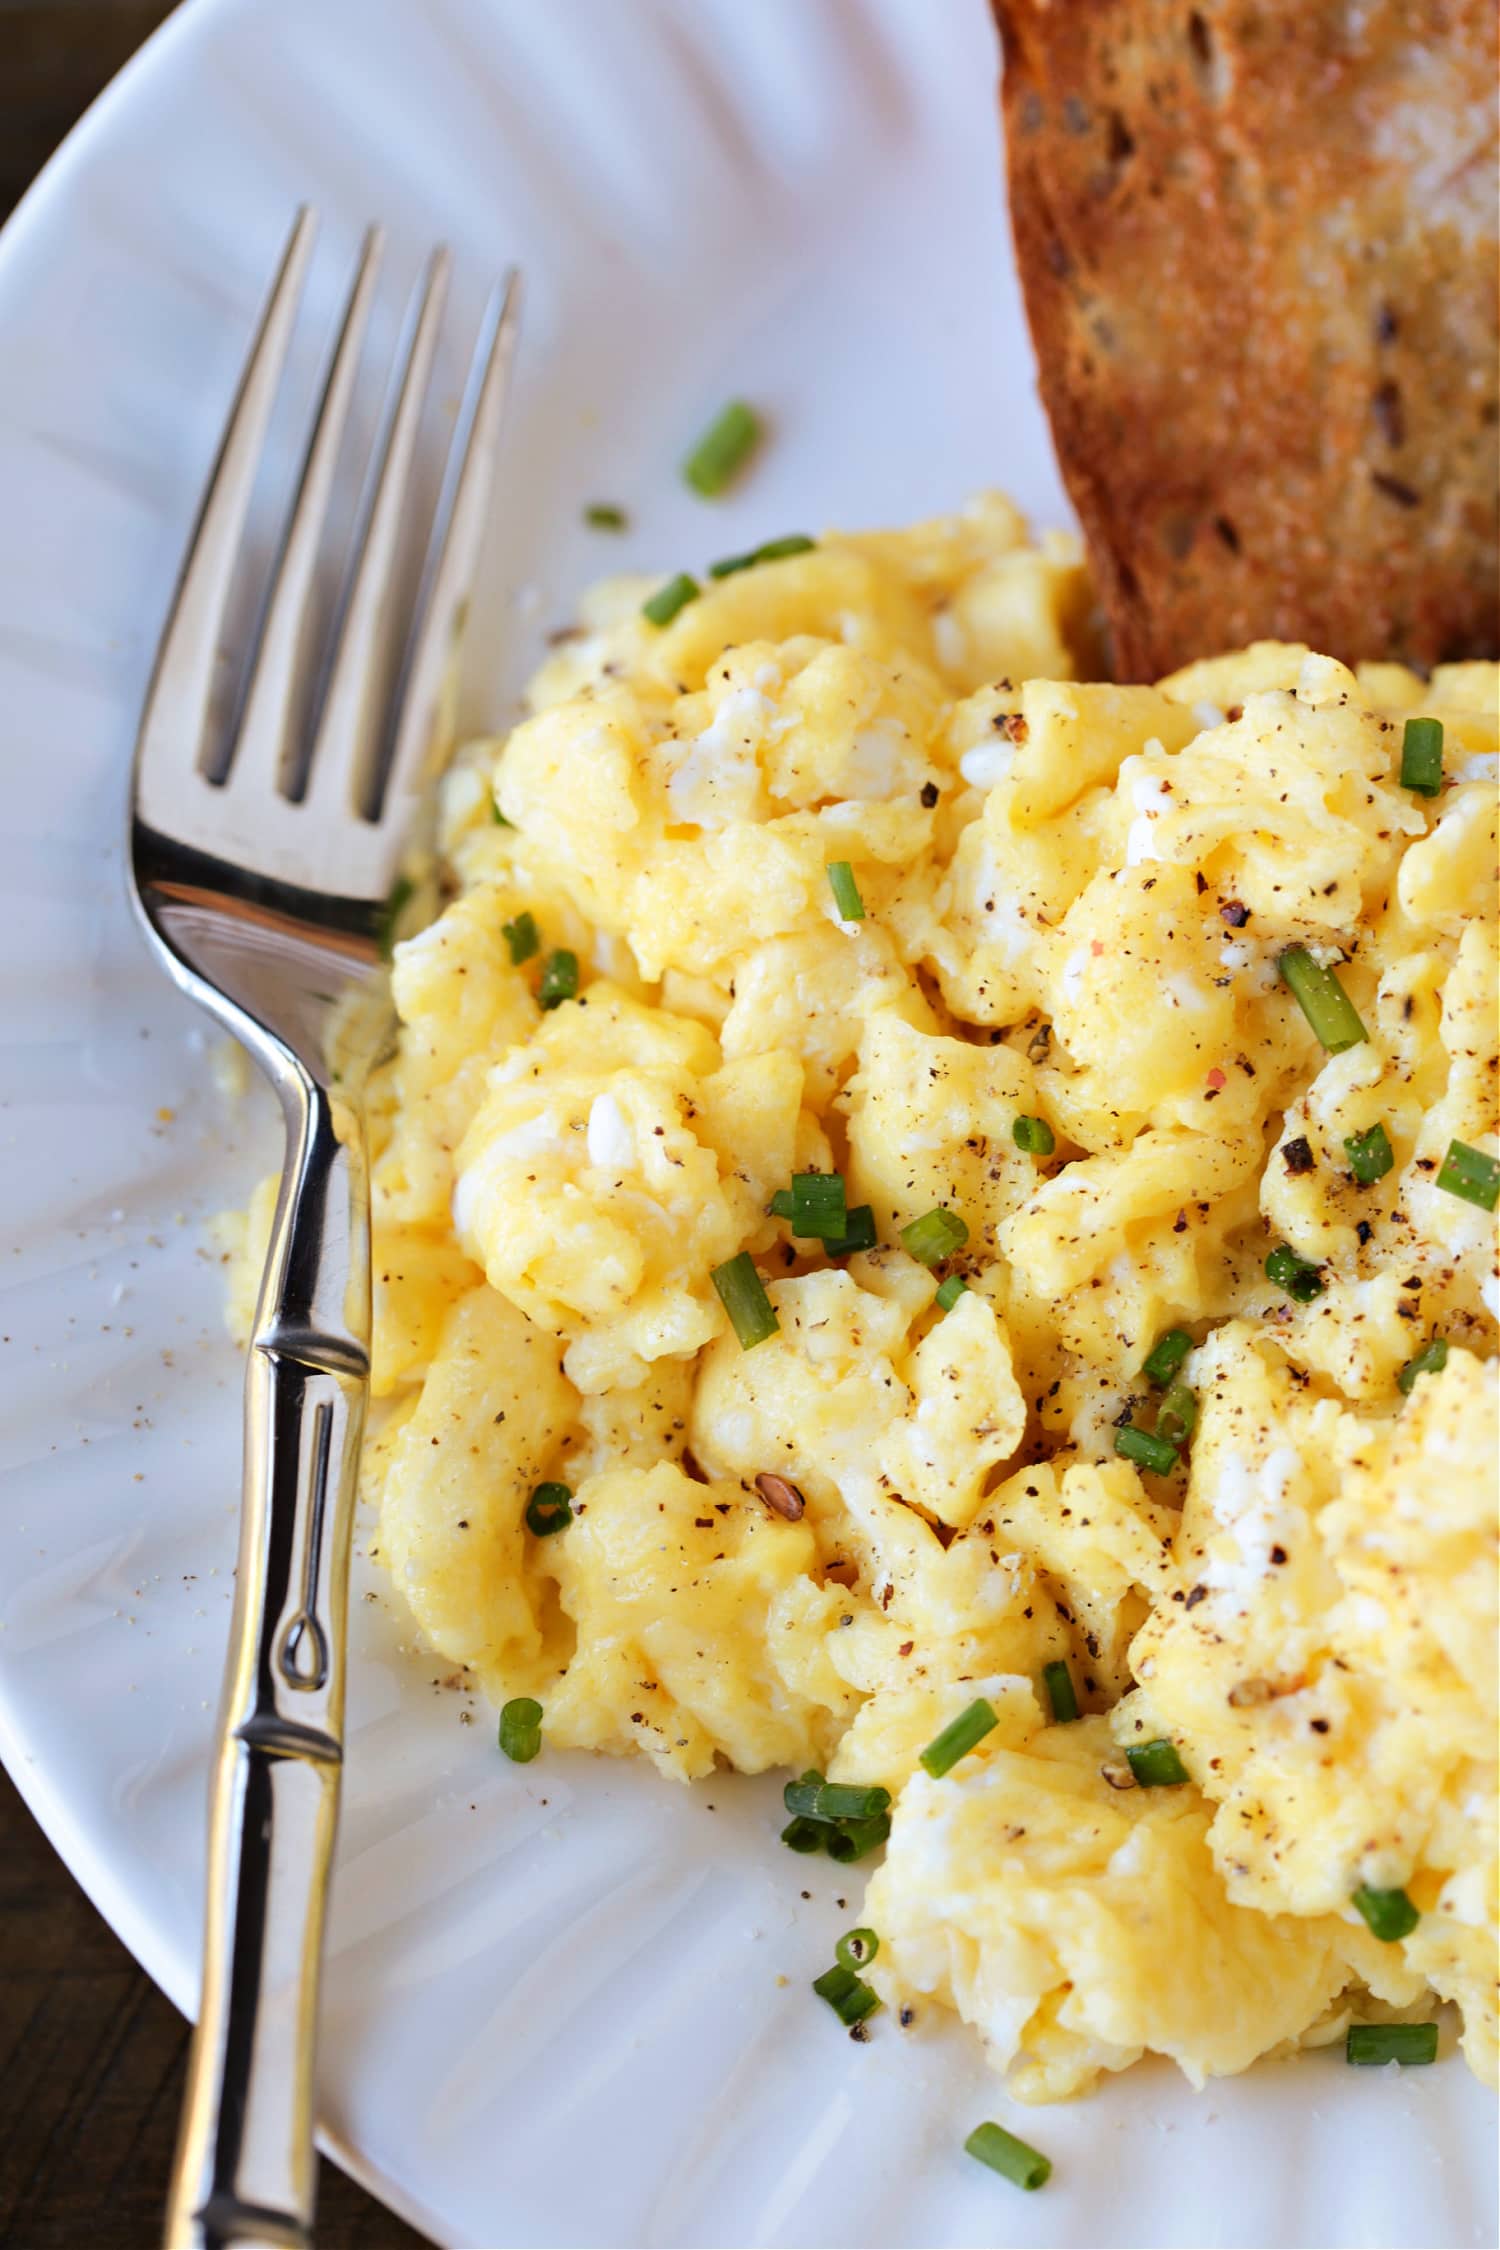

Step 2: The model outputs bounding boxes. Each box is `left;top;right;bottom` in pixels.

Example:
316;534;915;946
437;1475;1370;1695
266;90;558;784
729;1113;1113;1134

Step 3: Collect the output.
995;0;1500;679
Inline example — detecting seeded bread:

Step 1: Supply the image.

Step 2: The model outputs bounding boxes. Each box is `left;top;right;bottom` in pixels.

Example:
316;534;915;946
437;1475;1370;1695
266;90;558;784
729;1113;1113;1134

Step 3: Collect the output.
993;0;1500;680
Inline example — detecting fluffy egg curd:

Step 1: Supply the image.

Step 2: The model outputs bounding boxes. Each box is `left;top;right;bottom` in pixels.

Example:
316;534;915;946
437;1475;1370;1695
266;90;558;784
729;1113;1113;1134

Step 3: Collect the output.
227;494;1499;2108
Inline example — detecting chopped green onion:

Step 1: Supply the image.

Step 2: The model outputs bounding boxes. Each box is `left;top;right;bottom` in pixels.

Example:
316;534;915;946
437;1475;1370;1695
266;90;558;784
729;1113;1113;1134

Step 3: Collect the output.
746;531;813;563
538;948;578;1010
524;1481;573;1537
920;1697;999;1778
824;1205;877;1258
1352;1884;1420;1942
900;1206;969;1267
502;909;539;965
823;1812;891;1862
1115;1424;1179;1476
682;400;761;497
812;1962;881;2027
1344;1122;1394;1185
1012;1114;1055;1156
711;1252;779;1350
1399;715;1444;797
1265;1242;1326;1303
1043;1659;1079;1723
827;861;865;921
498;1697;543;1763
1347;2022;1437;2066
584;502;628;531
491;800;512;827
1436;1137;1500;1212
964;2121;1051;2192
783;1774;892;1824
1398;1337;1449;1395
1279;946;1368;1054
379;874;415;961
1156;1382;1198;1449
780;1772;889;1860
785;1171;848;1241
641;571;700;627
1126;1738;1189;1787
935;1275;967;1313
708;533;815;578
1143;1328;1193;1386
835;1927;880;1970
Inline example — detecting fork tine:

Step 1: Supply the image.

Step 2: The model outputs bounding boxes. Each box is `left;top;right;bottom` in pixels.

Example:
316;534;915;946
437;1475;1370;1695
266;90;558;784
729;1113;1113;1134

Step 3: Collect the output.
134;208;316;813
379;268;523;825
228;226;386;803
304;247;452;822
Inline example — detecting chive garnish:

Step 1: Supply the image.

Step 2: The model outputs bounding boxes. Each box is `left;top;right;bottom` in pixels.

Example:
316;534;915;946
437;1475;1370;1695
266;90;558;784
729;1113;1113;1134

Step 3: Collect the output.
835;1927;879;1970
783;1775;892;1824
1043;1659;1079;1723
1126;1738;1189;1787
964;2121;1051;2192
1114;1424;1179;1476
538;948;578;1010
1352;1884;1420;1942
824;1205;878;1259
1344;1122;1394;1185
708;533;815;578
812;1962;881;2027
772;1171;848;1242
584;502;628;531
1142;1328;1193;1386
1279;946;1368;1053
900;1206;969;1267
935;1274;967;1313
823;1812;891;1863
498;1697;543;1763
1347;2022;1437;2066
827;861;865;921
524;1482;573;1537
780;1772;891;1861
1436;1138;1500;1212
711;1252;779;1350
492;800;512;826
1156;1382;1197;1449
1012;1115;1055;1156
920;1697;999;1778
503;910;539;965
379;874;415;961
1265;1242;1326;1303
641;571;700;627
682;400;761;497
1399;716;1444;797
1397;1336;1449;1394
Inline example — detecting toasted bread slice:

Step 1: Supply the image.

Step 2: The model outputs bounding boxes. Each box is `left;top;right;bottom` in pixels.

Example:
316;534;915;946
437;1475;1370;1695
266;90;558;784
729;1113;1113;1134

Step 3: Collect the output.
994;0;1499;680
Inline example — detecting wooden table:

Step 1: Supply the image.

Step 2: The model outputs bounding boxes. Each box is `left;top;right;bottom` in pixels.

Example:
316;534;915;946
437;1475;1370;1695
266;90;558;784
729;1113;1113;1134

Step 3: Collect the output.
0;7;428;2242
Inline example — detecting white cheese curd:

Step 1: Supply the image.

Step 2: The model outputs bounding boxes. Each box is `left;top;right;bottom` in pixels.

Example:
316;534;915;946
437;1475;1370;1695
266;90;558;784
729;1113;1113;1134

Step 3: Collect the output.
1123;763;1172;865
1202;1446;1305;1595
959;737;1015;788
585;1092;635;1171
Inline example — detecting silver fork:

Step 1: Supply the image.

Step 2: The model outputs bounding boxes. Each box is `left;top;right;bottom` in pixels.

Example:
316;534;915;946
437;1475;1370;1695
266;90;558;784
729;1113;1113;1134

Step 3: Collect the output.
128;208;520;2250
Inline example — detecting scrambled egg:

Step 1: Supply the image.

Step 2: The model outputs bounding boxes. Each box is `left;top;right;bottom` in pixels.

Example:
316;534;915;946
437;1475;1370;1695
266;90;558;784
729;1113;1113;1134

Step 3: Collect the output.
226;494;1498;2103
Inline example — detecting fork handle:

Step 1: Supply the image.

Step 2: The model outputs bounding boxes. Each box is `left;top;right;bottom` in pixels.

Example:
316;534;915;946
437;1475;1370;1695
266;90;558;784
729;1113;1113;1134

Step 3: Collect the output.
165;1066;371;2250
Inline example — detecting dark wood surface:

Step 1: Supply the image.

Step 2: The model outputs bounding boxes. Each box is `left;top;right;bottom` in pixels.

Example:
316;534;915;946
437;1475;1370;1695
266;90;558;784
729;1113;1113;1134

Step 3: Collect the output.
0;8;428;2244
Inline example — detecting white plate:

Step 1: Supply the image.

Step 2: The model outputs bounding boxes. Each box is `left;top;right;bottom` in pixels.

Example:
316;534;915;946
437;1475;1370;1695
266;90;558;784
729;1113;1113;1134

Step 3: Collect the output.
0;2;1492;2244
